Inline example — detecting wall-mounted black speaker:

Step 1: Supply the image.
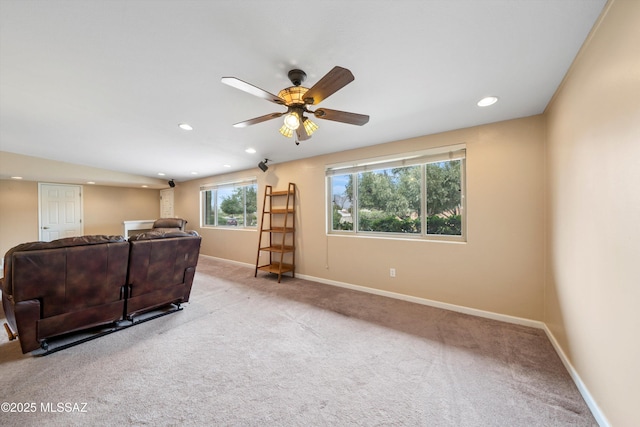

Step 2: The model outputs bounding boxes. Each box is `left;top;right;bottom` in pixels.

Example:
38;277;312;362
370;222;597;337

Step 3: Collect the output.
168;179;175;188
258;159;269;172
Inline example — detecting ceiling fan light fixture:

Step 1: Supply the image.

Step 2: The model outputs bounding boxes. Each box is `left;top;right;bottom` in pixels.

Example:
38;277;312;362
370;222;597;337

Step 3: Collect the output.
302;117;318;136
277;86;308;105
279;124;294;138
283;112;300;130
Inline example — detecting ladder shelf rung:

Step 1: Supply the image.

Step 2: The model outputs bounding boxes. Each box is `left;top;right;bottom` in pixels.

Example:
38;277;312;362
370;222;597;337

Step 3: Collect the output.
265;209;294;214
268;190;292;196
263;227;294;233
257;263;295;274
259;245;295;253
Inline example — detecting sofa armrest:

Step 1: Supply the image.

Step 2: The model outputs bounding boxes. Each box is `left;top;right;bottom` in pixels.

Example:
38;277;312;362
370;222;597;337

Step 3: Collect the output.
14;299;42;353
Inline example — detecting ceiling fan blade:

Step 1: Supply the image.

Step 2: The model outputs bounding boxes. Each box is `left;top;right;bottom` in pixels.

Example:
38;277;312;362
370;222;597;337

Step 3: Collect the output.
302;66;355;105
221;77;285;105
313;108;370;126
233;112;283;128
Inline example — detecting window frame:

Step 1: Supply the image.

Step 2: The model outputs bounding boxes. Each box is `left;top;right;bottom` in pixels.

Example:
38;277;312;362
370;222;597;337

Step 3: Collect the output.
326;145;466;242
200;178;258;229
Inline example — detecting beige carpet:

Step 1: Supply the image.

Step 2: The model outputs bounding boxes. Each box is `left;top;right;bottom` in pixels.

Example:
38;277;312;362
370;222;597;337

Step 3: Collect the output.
0;256;596;426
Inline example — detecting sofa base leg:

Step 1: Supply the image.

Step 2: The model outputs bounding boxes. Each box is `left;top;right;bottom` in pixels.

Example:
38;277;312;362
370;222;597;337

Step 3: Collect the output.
34;304;183;356
4;322;17;341
127;303;183;324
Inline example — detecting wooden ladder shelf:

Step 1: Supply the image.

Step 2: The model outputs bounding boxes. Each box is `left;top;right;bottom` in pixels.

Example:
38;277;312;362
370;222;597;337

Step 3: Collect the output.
255;183;296;282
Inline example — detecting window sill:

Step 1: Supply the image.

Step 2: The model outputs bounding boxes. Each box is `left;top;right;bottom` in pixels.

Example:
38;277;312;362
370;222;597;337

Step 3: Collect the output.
327;232;466;244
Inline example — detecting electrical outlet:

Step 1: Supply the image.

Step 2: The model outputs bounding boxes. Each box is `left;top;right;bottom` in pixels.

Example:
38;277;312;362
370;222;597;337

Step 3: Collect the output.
390;268;396;277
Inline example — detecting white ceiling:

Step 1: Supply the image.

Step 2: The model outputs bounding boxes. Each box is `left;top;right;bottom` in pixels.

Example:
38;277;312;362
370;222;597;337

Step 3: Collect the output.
0;0;607;186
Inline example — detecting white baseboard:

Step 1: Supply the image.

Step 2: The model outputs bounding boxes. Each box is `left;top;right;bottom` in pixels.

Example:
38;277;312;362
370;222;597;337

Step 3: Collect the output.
200;254;254;269
296;272;544;328
542;325;610;427
201;255;608;425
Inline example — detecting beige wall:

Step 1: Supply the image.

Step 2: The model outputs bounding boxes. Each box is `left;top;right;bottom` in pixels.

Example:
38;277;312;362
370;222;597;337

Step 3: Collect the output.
0;180;160;255
176;115;546;321
0;180;39;255
83;185;161;235
544;0;640;425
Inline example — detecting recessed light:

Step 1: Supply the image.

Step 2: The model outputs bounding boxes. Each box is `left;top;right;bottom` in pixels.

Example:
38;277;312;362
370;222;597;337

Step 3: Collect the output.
142;185;148;188
245;148;256;154
11;176;23;180
191;172;198;175
179;123;193;131
223;164;231;168
477;96;499;107
87;181;95;185
158;172;166;176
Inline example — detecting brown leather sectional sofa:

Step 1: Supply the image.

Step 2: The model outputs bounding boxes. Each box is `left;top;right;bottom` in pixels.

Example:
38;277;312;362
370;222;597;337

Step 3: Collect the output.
1;228;201;354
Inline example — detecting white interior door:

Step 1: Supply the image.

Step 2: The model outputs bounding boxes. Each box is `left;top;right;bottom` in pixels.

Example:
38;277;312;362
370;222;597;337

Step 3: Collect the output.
39;183;83;241
160;188;174;218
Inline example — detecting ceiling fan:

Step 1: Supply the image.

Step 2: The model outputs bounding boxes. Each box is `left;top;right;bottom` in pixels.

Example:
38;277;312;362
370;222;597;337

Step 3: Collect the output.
221;66;369;144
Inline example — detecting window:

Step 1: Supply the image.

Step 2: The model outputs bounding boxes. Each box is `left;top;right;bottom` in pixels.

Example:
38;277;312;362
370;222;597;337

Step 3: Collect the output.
201;179;258;228
327;145;466;240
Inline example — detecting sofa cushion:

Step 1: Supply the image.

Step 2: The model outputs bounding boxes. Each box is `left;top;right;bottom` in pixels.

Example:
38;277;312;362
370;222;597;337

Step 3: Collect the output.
129;230;199;241
151;218;186;231
2;235;126;296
